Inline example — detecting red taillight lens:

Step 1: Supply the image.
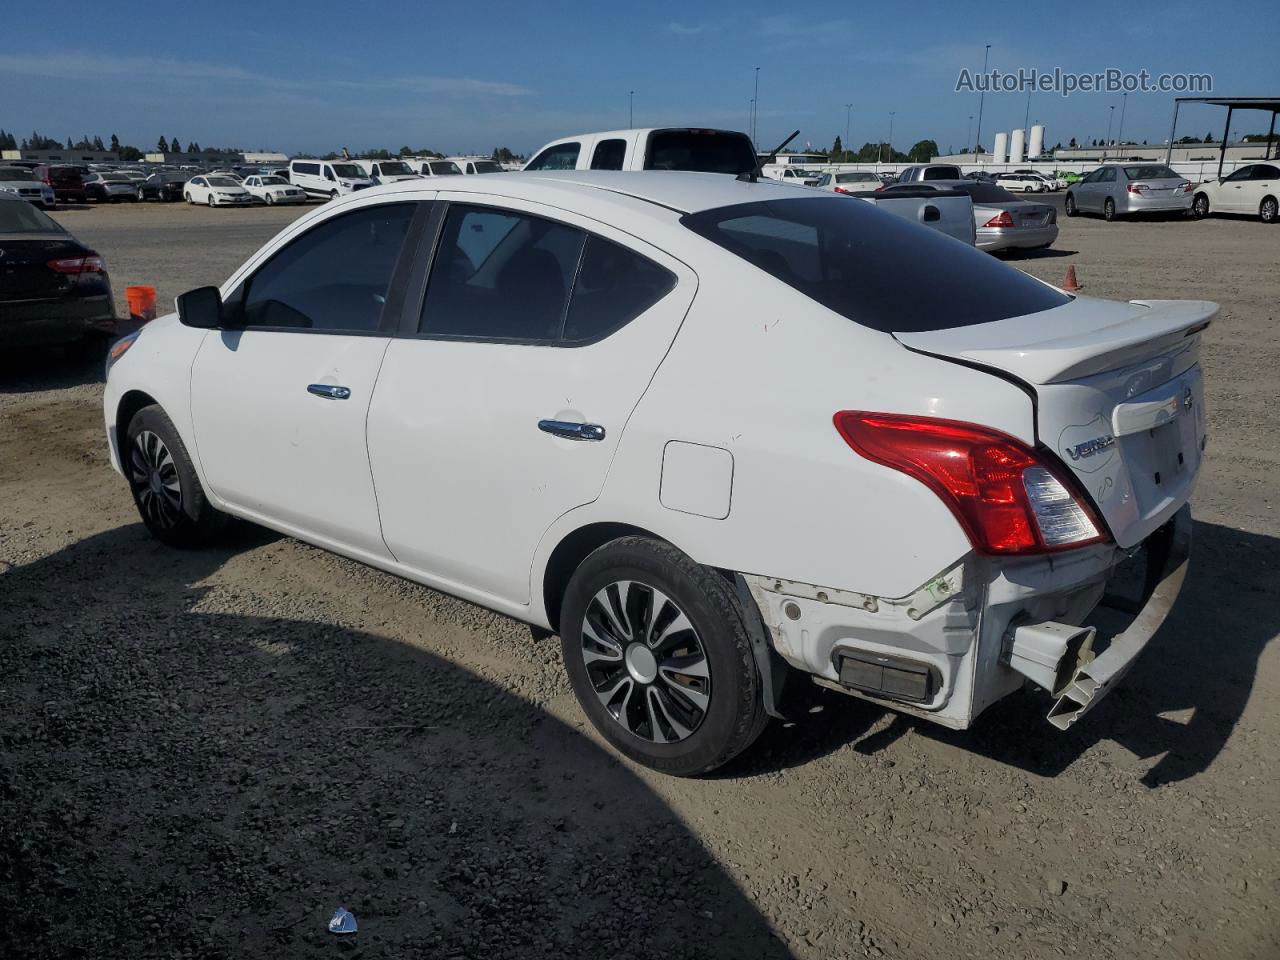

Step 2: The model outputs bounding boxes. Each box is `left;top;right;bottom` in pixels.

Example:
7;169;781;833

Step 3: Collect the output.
982;210;1014;228
834;186;852;194
833;412;1107;555
47;255;104;274
1181;182;1193;192
1127;184;1146;194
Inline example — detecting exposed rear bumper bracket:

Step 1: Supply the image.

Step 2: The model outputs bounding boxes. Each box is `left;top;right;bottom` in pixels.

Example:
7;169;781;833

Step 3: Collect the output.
1045;505;1192;730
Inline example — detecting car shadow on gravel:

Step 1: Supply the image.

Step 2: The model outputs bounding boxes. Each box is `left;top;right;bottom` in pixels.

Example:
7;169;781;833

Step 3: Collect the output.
720;520;1275;788
993;247;1077;261
0;524;794;960
0;344;106;394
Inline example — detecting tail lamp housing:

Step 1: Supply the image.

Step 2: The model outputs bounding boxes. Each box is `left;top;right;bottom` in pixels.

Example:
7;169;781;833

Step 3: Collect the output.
982;210;1015;228
833;412;1109;555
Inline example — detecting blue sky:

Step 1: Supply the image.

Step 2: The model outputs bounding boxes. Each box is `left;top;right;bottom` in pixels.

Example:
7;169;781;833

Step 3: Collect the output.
2;0;1276;156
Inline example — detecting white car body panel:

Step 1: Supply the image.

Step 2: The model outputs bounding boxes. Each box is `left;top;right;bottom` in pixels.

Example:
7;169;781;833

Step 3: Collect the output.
241;176;308;204
1196;164;1280;216
104;172;1209;734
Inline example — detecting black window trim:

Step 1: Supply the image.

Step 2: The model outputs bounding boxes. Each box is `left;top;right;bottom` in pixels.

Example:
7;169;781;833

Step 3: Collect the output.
397;199;678;348
224;199;431;338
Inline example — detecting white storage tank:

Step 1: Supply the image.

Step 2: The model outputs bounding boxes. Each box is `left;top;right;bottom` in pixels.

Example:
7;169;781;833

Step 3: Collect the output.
992;132;1008;165
1028;124;1045;160
1009;128;1026;164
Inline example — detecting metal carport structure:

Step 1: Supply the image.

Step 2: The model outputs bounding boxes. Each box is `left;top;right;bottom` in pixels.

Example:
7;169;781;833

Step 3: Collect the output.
1165;97;1280;178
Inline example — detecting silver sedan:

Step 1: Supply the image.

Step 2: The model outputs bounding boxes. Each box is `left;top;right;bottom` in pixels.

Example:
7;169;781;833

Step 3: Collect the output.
881;180;1058;252
1065;164;1194;221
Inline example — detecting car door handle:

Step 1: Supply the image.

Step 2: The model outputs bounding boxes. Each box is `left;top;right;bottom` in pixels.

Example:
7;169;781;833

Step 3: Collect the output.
307;384;351;400
538;419;606;441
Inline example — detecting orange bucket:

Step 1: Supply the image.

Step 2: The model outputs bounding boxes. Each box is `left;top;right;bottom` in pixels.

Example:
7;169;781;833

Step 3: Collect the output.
125;285;157;323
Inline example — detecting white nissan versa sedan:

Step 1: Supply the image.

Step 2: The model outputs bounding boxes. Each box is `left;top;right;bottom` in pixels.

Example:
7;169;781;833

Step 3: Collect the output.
103;172;1211;776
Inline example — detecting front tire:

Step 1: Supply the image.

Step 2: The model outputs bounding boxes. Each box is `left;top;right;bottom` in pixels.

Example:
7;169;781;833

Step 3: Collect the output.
1065;193;1077;217
1103;198;1116;221
207;194;216;207
1193;193;1209;219
125;405;227;548
329;189;339;201
265;192;275;205
560;537;767;776
1260;197;1278;224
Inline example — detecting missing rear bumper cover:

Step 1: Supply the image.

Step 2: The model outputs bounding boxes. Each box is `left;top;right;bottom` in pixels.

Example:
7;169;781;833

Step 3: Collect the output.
833;649;939;704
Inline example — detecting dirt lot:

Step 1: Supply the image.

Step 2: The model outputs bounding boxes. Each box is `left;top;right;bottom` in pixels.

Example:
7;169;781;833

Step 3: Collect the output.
2;201;1278;959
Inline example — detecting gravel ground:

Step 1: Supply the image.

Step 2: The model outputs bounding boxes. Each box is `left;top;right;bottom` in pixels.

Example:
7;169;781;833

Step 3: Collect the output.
1;200;1277;959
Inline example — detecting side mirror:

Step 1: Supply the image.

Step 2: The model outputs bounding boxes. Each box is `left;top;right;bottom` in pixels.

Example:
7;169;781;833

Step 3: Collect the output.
176;286;224;329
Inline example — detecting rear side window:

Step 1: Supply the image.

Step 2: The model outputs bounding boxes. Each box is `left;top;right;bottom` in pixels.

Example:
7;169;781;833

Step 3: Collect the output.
293;162;320;176
644;129;756;174
1252;165;1279;179
564;237;675;342
420;205;586;341
240;203;415;333
590;138;627;170
525;142;581;171
681;198;1069;333
1098;168;1117;182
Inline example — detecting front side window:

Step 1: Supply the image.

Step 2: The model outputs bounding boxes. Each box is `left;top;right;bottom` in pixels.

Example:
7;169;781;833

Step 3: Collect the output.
420;205;585;341
681;198;1069;333
525;142;581;171
240;203;415;333
590;139;627;170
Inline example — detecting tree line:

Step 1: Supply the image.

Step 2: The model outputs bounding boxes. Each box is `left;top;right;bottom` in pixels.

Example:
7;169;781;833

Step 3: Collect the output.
0;129;243;160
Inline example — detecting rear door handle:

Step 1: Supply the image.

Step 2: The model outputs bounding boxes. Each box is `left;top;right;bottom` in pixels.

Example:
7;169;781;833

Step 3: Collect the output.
538;419;606;441
307;384;351;400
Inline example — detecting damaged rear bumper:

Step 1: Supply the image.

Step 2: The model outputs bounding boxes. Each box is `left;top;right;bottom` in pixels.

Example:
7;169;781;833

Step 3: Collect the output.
743;504;1192;731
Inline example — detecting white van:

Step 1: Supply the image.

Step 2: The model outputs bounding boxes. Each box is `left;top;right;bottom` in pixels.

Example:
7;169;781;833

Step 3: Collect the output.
524;128;757;176
445;156;506;175
287;159;374;200
404;158;464;177
351;159;421;185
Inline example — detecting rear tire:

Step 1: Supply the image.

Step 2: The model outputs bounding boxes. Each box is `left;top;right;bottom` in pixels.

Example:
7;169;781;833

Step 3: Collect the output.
1065;193;1077;217
1103;198;1116;221
560;537;768;777
124;405;227;548
1260;197;1278;224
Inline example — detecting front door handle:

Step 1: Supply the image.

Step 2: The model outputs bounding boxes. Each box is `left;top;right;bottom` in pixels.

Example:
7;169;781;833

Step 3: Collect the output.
538;419;606;441
307;384;351;400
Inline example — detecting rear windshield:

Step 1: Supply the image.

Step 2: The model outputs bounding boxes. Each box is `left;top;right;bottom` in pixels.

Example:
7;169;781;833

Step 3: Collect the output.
207;177;238;187
1124;165;1179;180
645;129;757;175
0;168;38;181
0;199;64;234
837;173;878;183
922;166;962;180
680;198;1069;332
951;183;1020;203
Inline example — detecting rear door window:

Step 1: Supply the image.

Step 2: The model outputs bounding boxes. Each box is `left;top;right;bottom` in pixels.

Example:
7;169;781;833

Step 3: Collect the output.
563;237;675;343
419;205;586;341
240;203;416;333
525;142;581;171
1251;165;1279;180
590;139;627;170
681;198;1069;333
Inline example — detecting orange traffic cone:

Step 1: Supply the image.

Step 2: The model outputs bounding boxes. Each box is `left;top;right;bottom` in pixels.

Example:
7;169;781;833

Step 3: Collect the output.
1063;264;1081;292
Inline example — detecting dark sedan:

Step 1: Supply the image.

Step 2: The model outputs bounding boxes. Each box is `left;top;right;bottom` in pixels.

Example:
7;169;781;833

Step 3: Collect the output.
137;172;190;202
36;164;89;203
0;193;118;352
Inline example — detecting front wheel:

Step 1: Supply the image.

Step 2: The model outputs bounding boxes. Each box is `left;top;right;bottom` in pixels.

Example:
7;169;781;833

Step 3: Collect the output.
329;189;339;201
1192;193;1210;219
560;537;768;776
185;192;193;204
1103;198;1116;221
206;194;216;207
1065;194;1078;217
1260;197;1278;224
265;192;275;205
136;188;145;201
125;405;227;547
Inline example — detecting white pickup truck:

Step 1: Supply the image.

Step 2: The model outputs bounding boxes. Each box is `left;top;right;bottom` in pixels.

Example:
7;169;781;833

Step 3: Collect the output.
847;185;977;245
525;127;758;175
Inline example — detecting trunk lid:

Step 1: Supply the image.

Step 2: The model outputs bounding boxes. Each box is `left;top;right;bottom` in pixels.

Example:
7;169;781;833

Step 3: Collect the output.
894;295;1215;547
0;236;87;301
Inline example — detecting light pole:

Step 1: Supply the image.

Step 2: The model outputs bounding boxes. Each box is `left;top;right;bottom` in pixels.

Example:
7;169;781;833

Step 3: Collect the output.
629;90;634;128
966;115;973;153
974;43;991;163
1023;89;1032;142
752;66;760;146
1105;104;1115;158
888;111;895;162
1116;92;1126;152
845;103;853;161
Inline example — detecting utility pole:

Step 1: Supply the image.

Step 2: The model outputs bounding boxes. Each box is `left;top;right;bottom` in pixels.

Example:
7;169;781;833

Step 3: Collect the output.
974;43;991;163
1106;104;1115;158
966;115;973;153
888;111;895;162
1116;92;1126;152
845;103;853;161
1023;89;1032;141
752;67;761;146
629;90;634;128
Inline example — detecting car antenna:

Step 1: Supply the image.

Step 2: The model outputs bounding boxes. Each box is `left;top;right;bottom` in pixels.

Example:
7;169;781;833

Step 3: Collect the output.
738;129;801;183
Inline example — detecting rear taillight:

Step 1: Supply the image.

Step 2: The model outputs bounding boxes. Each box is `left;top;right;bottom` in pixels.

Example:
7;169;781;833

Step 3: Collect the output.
982;210;1014;228
834;186;852;194
1127;184;1146;195
833;412;1107;555
1181;182;1194;192
47;255;104;274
